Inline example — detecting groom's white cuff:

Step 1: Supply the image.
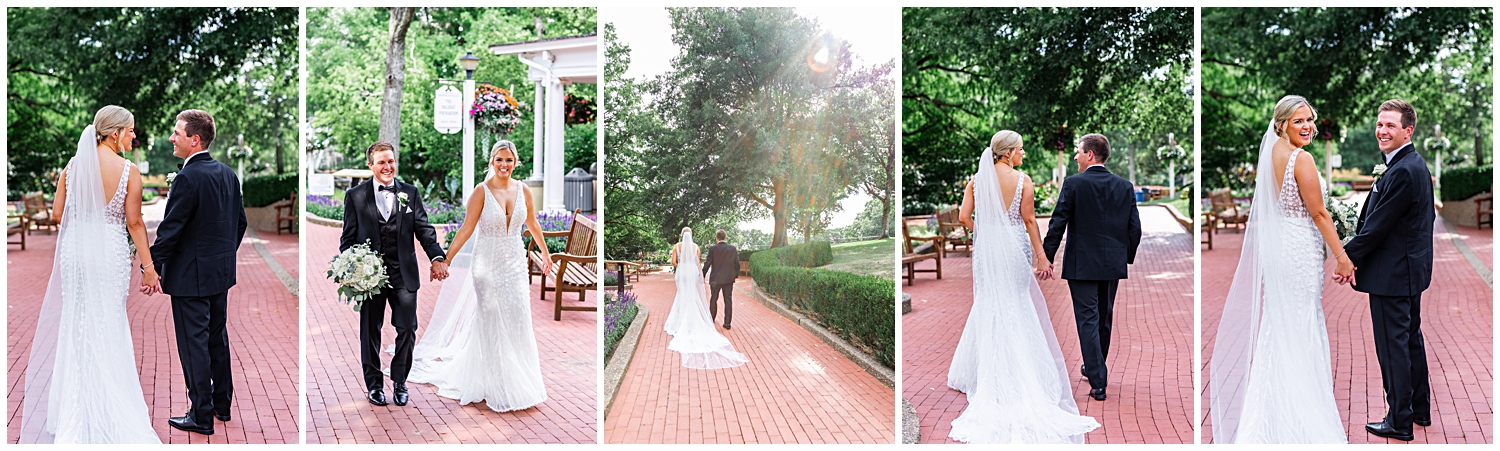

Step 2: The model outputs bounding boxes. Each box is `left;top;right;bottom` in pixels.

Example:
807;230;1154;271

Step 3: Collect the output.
431;256;446;263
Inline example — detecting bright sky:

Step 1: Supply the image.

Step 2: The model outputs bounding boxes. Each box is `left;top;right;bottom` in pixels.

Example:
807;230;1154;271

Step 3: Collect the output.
605;7;897;231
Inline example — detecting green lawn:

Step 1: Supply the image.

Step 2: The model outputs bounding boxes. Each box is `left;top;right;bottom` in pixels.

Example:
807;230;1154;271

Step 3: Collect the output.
823;238;896;280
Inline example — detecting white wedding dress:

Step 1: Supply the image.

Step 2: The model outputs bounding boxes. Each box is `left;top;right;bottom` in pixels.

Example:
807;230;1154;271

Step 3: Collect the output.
403;185;547;412
662;232;747;369
1211;126;1345;443
947;148;1099;444
22;127;161;444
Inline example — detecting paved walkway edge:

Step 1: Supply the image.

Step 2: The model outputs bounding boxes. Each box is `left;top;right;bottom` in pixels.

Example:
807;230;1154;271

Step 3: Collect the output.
1157;203;1193;233
247;228;299;296
603;304;649;420
746;282;895;389
901;397;920;444
306;213;342;228
1442;215;1492;287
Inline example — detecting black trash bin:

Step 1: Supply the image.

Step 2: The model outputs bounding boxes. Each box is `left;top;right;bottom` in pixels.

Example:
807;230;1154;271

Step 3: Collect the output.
563;168;595;213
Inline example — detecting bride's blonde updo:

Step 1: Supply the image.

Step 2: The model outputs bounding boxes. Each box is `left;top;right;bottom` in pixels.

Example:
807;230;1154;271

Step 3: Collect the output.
1271;95;1318;137
93;105;134;144
990;130;1022;160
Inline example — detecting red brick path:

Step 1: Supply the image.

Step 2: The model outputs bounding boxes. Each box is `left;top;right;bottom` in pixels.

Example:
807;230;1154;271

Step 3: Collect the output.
903;206;1194;444
1200;213;1492;443
304;223;597;444
7;222;300;443
604;272;895;443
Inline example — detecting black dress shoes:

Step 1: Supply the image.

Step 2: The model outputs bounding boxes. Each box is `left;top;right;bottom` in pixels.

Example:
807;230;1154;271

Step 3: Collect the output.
169;414;214;435
214;410;231;422
1089;388;1107;401
368;389;388;406
723;324;731;330
393;383;409;406
1413;414;1431;427
1365;418;1414;441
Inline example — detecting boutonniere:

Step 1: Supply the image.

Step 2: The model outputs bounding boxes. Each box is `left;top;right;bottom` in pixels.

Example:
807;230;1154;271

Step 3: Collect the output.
166;172;178;187
1371;164;1388;183
397;192;410;206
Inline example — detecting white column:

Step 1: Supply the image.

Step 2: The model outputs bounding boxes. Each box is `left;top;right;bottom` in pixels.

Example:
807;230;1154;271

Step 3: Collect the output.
462;78;477;192
531;80;545;180
544;78;567;211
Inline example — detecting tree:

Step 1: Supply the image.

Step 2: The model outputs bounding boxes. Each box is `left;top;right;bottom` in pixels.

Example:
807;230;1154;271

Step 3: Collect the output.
380;7;416;152
8;7;298;197
902;7;1194;210
1202;8;1491;189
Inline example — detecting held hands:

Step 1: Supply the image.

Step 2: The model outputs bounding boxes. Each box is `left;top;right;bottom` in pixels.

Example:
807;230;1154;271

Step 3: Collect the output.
1332;255;1357;285
430;260;450;281
1033;255;1054;280
138;266;162;296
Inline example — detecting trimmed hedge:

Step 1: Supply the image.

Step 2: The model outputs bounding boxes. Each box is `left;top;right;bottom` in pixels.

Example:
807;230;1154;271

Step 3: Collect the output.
750;242;895;368
1440;165;1491;201
243;173;297;207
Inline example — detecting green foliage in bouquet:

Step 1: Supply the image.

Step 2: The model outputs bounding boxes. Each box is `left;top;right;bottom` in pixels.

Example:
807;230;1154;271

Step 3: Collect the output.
326;240;389;312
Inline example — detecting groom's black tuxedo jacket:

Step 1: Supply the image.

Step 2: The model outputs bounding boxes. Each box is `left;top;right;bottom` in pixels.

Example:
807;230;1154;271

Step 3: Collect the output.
702;241;739;285
340;179;446;291
1042;166;1142;281
1346;143;1434;297
151;152;248;297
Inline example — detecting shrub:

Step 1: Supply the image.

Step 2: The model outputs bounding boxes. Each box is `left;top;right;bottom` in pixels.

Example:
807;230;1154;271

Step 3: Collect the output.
604;291;640;361
242;173;297;207
141;189;158;202
306;195;343;221
1440;164;1491;201
750;242;895;368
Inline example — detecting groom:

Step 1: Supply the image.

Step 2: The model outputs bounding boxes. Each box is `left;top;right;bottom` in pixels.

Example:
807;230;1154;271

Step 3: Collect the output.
148;109;247;435
340;142;448;408
1340;99;1433;441
702;229;738;330
1042;133;1142;401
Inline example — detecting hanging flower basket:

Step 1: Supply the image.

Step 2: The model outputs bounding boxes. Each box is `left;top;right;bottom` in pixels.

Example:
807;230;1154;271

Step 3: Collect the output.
470;84;529;136
565;94;596;125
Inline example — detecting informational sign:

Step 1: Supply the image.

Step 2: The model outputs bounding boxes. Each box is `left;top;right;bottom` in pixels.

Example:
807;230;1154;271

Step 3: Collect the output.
309;173;336;196
1329;154;1342;168
138;160;150;175
434;85;463;134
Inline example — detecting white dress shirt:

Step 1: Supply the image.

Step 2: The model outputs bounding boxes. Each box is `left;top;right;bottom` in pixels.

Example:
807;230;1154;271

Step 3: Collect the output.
373;181;396;220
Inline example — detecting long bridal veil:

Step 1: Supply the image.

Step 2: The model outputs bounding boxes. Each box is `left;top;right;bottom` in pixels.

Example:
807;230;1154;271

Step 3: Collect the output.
947;147;1095;444
663;230;747;369
399;189;483;373
1211;122;1296;442
24;125;155;443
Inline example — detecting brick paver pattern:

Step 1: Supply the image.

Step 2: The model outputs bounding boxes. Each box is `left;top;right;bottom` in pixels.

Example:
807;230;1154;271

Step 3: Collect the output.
903;206;1193;444
604;272;896;443
304;223;597;444
7;211;300;444
1201;213;1492;443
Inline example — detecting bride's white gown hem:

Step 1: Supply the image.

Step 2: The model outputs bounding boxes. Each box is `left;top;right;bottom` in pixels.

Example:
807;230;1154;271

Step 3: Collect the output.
663;233;748;370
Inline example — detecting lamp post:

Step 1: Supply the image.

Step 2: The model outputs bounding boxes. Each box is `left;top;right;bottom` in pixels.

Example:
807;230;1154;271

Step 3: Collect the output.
459;52;481;192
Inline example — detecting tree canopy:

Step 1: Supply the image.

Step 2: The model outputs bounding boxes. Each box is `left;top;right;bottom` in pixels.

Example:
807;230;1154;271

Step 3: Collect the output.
902;7;1194;212
1202;7;1492;189
307;7;597;201
604;8;896;258
8;7;298;197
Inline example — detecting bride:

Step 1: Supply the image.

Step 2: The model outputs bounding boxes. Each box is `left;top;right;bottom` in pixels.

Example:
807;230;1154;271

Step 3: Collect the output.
400;140;552;412
946;131;1099;444
1211;95;1350;443
22;106;162;443
662;228;747;369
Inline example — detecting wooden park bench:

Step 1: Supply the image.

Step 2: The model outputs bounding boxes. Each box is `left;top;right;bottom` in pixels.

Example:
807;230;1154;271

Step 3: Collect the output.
901;220;942;286
1209;188;1247;234
529;209;599;321
23;192;57;235
935;207;972;255
8;209;28;250
276;193;298;234
1477;193;1493;229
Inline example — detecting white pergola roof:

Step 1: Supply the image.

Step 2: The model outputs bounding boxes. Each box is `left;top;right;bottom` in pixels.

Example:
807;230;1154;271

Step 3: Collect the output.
489;34;598;85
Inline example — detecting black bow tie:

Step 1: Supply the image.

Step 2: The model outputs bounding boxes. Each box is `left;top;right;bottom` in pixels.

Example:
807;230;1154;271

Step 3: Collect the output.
378;185;397;193
176;163;185;170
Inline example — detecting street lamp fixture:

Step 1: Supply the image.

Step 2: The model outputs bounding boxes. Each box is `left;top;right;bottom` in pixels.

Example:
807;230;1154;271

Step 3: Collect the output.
459;52;480;80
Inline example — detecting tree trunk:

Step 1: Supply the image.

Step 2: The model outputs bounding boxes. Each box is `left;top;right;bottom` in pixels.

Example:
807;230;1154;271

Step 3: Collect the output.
273;93;285;174
770;189;788;248
877;195;892;240
379;7;415;155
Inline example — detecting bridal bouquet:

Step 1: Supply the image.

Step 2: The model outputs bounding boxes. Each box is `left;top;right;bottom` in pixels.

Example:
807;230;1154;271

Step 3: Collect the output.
1326;195;1360;244
326;241;388;312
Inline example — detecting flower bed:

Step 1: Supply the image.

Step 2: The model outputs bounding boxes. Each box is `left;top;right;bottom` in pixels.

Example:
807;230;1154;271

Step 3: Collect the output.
749;241;895;368
604;291;639;361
